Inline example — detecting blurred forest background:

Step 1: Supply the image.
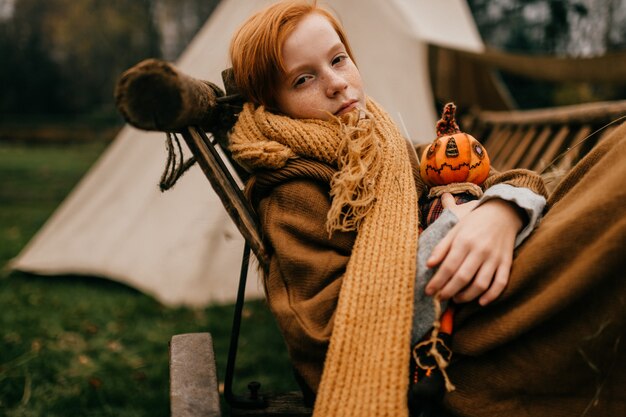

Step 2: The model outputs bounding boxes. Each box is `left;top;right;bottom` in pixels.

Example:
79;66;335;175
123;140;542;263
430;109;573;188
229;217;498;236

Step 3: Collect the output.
0;0;221;141
0;0;625;141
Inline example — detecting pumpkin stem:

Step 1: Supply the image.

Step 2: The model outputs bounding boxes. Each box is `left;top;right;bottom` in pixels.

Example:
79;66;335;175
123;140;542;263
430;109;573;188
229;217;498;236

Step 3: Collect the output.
436;102;461;137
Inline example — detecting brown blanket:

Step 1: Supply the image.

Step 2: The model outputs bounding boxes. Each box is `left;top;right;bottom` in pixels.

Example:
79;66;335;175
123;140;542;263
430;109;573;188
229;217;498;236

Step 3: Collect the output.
446;123;626;416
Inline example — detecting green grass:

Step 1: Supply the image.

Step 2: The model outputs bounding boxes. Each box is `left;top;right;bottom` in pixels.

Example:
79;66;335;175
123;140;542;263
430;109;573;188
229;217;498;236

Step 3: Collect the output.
0;140;296;416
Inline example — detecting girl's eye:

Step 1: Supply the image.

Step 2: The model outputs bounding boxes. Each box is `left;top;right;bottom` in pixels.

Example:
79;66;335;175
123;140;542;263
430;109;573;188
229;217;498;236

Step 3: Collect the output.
293;75;312;88
332;54;347;66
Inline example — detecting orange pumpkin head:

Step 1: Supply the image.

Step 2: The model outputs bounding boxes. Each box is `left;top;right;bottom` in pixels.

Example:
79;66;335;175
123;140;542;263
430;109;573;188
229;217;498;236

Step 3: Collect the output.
420;103;490;187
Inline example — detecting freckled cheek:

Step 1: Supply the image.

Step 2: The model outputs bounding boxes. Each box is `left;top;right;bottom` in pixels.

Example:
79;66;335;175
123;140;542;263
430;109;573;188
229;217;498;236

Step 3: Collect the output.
282;90;331;119
296;91;322;111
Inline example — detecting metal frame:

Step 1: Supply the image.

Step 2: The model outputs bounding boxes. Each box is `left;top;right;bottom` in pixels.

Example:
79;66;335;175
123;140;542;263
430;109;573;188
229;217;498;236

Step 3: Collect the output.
180;126;268;410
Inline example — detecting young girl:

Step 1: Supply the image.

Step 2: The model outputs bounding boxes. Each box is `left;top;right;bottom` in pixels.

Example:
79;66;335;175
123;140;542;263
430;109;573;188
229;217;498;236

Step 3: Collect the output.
226;1;624;416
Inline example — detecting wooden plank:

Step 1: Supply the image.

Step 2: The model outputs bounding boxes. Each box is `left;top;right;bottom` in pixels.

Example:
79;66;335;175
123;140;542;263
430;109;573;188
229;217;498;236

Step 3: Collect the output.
475;100;626;126
481;124;504;149
170;333;222;417
231;392;312;417
501;126;537;170
484;125;512;165
533;126;570;172
555;125;592;172
491;125;524;168
181;126;269;268
517;126;552;169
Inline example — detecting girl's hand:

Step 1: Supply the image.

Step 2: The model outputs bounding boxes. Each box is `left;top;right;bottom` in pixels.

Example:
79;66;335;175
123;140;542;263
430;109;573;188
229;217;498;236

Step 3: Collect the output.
424;194;523;306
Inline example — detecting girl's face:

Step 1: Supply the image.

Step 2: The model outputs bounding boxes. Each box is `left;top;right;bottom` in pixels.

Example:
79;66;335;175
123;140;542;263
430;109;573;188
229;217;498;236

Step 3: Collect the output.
274;13;366;120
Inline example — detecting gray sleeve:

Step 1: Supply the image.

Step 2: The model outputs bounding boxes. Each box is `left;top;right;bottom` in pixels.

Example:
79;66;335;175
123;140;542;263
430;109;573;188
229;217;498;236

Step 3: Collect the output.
476;183;547;247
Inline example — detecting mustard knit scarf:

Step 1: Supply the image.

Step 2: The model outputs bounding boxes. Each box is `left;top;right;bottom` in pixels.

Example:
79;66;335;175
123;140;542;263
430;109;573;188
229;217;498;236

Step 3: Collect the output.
230;98;418;417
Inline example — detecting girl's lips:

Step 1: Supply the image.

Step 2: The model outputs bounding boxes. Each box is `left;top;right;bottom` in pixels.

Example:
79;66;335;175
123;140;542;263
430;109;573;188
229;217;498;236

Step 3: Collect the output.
335;100;359;116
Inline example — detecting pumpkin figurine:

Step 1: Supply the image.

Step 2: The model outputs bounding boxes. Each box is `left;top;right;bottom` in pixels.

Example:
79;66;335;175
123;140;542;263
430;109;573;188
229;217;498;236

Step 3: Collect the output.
419;102;490;230
420;102;490;187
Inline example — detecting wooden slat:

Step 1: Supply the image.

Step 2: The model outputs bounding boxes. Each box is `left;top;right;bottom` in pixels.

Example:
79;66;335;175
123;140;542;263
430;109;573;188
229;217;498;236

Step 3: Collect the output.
555;125;592;172
469;100;625;172
181;126;269;268
501;126;537;170
533;126;570;172
481;124;504;149
484;125;513;163
491;125;524;168
476;100;626;126
517;126;552;169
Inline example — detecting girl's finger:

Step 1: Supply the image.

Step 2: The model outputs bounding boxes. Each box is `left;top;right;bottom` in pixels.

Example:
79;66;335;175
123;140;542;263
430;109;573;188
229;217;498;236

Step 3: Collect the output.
437;250;484;300
478;260;512;306
452;260;497;304
440;192;456;209
426;239;478;299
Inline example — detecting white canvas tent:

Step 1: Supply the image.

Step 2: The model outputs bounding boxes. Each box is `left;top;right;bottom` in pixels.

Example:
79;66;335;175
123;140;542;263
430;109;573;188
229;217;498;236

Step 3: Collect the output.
11;0;485;306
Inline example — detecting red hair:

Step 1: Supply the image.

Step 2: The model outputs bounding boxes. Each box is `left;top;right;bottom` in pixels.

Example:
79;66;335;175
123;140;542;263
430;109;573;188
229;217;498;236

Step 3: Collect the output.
230;0;355;109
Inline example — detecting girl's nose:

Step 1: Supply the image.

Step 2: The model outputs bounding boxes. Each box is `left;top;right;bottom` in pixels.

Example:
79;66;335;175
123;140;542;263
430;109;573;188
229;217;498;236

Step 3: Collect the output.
325;70;348;97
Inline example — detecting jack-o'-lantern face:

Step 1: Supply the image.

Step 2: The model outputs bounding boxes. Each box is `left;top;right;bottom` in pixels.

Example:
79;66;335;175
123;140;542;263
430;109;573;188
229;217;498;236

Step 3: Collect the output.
419;102;490;187
420;133;490;187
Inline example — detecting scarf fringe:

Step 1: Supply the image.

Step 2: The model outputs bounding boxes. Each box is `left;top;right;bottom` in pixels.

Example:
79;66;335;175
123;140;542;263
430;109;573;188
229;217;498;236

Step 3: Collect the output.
326;110;382;235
